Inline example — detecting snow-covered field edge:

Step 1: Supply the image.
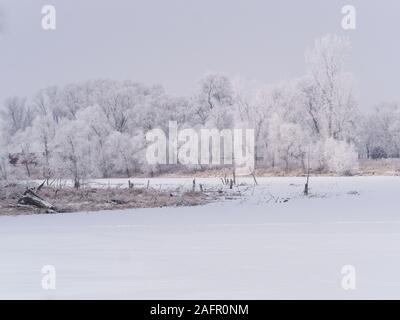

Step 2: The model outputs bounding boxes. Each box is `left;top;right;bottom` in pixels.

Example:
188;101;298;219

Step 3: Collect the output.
0;176;400;299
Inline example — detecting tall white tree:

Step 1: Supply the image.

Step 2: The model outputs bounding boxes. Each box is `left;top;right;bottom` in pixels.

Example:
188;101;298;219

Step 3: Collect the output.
305;34;358;141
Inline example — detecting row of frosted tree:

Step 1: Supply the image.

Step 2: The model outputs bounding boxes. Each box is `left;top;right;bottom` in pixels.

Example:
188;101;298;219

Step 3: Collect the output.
1;34;399;184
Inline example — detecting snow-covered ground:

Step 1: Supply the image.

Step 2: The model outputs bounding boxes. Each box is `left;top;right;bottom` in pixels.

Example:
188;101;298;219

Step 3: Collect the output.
1;176;400;299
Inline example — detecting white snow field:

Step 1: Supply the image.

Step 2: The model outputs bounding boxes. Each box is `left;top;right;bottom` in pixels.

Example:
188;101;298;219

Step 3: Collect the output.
1;176;400;299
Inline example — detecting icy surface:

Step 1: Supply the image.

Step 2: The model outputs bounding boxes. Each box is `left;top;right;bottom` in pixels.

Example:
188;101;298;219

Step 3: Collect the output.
1;176;400;299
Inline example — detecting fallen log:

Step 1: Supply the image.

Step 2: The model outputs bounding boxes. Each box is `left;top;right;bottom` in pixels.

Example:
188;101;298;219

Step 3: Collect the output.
17;189;58;213
109;198;127;205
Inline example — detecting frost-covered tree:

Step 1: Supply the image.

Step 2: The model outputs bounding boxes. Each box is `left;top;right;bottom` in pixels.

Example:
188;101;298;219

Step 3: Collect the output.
305;34;359;142
192;74;235;129
3;34;398;180
358;102;400;159
0;97;35;139
233;78;269;165
30;114;56;179
51;118;93;188
0;125;9;180
74;105;113;178
106;131;145;178
323;138;359;175
10;127;39;178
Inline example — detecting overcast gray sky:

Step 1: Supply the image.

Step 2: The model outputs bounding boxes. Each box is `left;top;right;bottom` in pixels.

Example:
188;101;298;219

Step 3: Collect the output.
0;0;399;111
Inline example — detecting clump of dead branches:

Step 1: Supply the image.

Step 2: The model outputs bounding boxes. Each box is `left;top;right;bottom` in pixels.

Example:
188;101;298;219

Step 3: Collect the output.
0;180;225;216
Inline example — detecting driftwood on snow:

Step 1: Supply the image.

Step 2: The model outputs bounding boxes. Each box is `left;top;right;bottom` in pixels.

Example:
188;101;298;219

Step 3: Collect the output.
17;188;58;213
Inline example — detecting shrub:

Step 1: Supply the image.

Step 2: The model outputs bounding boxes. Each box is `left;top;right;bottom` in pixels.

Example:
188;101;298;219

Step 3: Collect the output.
371;146;387;160
324;138;359;175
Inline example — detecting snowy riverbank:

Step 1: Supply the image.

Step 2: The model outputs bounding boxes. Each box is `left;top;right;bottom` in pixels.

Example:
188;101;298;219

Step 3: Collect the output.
1;176;399;299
